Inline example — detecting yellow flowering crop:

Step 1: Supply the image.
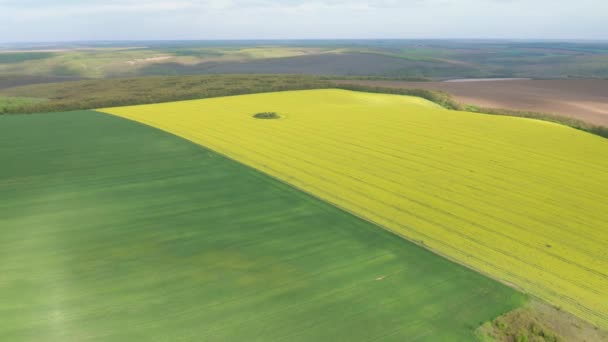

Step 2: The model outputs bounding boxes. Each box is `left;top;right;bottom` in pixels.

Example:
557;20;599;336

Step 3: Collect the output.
100;89;608;328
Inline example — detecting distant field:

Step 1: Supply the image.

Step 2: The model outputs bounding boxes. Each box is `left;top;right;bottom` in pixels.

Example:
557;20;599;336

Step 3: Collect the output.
336;79;608;126
0;46;338;79
2;40;608;79
0;75;83;90
102;90;608;329
0;111;524;341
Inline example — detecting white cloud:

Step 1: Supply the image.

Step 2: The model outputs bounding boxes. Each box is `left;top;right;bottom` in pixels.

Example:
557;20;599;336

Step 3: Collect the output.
1;0;607;41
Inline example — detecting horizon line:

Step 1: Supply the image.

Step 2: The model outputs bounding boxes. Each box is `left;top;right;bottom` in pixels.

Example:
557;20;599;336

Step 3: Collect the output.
2;38;608;45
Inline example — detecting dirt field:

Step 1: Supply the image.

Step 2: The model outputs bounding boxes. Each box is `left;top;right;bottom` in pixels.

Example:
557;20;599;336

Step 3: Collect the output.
336;79;608;126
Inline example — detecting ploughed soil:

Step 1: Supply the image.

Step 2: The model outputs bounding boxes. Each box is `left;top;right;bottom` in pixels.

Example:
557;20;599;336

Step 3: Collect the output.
336;79;608;126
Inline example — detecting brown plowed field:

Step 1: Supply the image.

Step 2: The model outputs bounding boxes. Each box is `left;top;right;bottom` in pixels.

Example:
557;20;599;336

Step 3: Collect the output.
336;79;608;126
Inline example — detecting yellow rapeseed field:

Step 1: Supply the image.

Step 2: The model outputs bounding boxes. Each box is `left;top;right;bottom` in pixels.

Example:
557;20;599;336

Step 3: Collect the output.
100;89;608;328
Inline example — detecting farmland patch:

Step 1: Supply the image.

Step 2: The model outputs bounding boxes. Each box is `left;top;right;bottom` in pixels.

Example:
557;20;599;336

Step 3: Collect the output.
0;110;523;341
101;89;608;329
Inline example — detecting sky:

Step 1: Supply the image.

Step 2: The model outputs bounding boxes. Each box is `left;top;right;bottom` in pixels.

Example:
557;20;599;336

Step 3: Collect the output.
1;0;607;42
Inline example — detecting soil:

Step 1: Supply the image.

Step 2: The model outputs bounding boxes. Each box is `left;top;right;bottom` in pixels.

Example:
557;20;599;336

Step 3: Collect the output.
336;79;608;126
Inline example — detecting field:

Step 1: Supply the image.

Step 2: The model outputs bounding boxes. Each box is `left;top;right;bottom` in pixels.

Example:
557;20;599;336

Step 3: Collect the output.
101;89;608;329
0;111;524;341
336;79;608;126
2;40;608;79
0;75;82;90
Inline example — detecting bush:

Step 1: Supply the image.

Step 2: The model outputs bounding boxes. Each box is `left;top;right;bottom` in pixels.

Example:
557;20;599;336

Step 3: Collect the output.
253;112;280;119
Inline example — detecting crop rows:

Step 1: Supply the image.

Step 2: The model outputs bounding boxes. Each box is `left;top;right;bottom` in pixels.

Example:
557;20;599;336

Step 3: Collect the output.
0;110;523;340
101;89;608;328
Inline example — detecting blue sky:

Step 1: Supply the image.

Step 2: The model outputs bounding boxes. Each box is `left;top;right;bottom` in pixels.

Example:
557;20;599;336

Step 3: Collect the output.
1;0;607;42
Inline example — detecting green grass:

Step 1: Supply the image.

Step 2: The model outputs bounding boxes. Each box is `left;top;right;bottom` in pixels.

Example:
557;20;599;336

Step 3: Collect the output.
0;110;524;341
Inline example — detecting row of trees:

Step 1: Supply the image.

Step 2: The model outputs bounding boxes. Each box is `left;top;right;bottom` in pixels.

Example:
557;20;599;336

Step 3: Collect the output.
2;74;606;138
